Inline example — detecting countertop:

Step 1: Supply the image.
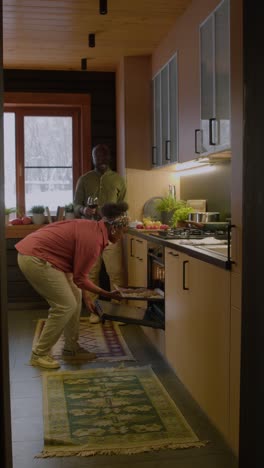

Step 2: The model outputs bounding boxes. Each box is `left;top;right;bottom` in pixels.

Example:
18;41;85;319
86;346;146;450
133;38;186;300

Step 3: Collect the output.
127;228;232;270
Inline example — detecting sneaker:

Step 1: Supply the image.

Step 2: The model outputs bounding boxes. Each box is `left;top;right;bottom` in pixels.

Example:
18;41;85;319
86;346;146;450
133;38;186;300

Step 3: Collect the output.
30;352;60;369
89;313;101;324
62;344;96;360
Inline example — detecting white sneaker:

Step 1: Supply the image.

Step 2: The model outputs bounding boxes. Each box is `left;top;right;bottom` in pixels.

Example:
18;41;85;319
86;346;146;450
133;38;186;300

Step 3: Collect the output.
30;352;60;369
63;344;96;360
89;313;101;324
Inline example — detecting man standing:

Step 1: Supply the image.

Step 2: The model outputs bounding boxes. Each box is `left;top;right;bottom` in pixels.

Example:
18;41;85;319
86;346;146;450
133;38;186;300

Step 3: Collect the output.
74;144;127;323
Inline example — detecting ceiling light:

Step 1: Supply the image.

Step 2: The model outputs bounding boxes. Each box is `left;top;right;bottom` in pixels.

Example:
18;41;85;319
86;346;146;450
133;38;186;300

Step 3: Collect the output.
88;33;95;48
81;58;87;70
99;0;107;15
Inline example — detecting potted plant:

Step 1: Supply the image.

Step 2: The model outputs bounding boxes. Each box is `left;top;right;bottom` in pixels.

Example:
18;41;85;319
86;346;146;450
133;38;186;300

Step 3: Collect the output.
31;205;45;225
171;203;194;228
64;203;75;220
155;196;188;225
5;207;16;225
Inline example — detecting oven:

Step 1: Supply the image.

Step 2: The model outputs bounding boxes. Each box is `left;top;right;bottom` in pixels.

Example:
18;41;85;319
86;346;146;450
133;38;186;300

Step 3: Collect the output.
147;243;165;292
144;242;165;329
94;240;166;330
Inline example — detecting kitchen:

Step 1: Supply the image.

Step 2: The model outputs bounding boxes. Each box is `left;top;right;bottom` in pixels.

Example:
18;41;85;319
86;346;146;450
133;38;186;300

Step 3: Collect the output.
1;0;261;467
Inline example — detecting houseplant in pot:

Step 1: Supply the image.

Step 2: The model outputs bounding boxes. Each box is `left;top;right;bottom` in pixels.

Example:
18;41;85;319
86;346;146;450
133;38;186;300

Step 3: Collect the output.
31;205;45;225
5;207;16;225
155;196;190;226
171;203;194;228
64;203;75;220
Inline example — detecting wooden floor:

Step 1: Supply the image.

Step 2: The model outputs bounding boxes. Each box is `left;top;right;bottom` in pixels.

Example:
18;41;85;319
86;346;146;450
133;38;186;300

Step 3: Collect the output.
8;304;238;468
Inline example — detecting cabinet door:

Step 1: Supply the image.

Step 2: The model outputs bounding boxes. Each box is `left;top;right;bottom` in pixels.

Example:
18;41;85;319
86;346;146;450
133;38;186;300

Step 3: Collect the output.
152;55;178;167
165;248;231;439
165;249;190;369
134;238;148;287
152;74;162;166
200;0;230;155
126;234;137;286
168;56;178;163
215;0;230;150
200;14;214;154
161;65;170;165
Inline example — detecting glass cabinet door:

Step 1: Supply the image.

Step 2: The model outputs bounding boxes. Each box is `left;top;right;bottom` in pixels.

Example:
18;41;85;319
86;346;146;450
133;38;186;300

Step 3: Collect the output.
200;14;214;154
161;65;169;165
169;56;178;163
215;0;230;151
200;0;230;155
152;54;178;167
153;74;162;166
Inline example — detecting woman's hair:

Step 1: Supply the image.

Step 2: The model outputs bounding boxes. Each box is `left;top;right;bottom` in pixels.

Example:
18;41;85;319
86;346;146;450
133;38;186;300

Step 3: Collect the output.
101;202;129;227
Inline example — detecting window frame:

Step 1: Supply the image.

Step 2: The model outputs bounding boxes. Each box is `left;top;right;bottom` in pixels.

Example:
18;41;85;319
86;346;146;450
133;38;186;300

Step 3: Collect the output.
4;92;91;214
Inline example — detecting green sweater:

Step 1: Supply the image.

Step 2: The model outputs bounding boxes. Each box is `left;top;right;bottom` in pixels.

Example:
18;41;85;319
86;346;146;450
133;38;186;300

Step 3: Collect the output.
74;169;127;217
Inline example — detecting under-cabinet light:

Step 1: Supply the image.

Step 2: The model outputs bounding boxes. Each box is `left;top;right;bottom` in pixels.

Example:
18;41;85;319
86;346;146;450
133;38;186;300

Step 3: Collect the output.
177;165;215;177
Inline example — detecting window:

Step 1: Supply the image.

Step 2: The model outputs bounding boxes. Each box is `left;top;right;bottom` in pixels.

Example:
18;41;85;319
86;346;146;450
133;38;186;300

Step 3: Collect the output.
4;93;91;214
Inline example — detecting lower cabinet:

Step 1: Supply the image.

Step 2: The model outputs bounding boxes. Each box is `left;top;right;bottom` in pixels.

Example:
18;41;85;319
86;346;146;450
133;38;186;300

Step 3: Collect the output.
165;247;231;441
127;235;148;288
6;238;47;305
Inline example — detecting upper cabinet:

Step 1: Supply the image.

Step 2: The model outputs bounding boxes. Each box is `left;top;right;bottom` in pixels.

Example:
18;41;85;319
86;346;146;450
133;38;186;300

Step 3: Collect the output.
198;0;230;155
152;54;178;167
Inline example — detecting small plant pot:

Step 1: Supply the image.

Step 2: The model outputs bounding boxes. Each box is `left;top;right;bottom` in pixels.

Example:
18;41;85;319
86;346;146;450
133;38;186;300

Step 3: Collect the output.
32;213;45;225
161;211;175;226
5;214;10;225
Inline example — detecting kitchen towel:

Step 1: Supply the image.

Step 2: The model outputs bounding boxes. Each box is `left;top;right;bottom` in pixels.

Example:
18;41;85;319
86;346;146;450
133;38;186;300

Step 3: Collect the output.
179;237;227;246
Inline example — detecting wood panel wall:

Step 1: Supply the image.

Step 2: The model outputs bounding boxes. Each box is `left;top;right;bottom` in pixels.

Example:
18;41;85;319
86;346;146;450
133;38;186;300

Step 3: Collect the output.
3;69;117;168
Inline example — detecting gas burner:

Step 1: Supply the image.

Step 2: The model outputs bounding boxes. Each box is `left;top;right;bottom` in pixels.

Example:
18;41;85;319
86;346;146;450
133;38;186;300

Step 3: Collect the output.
150;227;228;241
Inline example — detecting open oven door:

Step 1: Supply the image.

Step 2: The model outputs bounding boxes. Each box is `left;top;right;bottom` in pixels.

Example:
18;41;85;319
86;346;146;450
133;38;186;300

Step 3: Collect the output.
95;299;165;330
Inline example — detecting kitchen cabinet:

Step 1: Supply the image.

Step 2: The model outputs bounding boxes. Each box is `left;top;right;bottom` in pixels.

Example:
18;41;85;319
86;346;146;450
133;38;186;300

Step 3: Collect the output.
165;247;230;440
199;0;230;155
152;54;178;167
6;238;47;305
126;234;148;288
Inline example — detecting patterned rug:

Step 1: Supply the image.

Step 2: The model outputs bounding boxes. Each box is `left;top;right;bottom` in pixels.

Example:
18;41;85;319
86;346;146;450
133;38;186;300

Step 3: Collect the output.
38;366;207;457
33;318;135;362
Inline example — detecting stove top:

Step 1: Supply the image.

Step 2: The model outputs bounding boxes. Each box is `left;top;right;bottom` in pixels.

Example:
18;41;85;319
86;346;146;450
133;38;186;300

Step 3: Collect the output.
149;227;228;241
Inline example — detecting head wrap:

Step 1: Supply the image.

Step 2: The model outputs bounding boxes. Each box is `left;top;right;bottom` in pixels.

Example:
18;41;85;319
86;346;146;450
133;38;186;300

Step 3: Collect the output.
102;214;130;228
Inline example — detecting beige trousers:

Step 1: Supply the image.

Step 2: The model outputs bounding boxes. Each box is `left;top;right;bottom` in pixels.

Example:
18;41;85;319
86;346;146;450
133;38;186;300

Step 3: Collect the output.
17;253;82;356
88;240;126;302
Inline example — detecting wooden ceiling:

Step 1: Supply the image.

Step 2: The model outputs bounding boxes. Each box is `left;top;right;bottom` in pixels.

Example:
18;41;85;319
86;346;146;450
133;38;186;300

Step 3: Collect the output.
3;0;192;72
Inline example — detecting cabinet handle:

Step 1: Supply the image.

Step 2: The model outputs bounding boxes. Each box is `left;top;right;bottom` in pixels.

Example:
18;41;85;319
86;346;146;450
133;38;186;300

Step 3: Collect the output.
130;238;134;257
183;260;189;290
195;129;201;154
152;146;157;165
165;140;171;161
209;118;216;145
168;251;179;257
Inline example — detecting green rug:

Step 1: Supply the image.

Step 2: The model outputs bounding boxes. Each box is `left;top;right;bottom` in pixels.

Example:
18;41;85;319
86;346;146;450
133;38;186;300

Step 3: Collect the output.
39;366;207;457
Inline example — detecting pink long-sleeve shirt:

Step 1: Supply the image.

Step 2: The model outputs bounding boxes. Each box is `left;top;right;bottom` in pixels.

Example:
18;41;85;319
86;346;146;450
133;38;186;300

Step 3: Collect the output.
15;219;109;290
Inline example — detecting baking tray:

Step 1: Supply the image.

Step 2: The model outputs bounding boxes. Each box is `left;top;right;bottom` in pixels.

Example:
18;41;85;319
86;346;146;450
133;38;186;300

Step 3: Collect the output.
113;285;164;300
